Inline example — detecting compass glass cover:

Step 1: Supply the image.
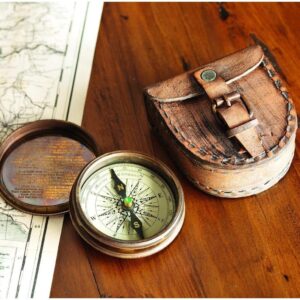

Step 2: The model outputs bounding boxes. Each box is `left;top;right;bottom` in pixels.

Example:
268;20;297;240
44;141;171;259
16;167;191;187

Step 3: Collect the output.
80;162;176;241
1;135;96;207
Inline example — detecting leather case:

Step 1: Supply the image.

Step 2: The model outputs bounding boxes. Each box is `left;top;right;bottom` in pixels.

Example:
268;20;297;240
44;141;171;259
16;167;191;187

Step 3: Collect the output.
144;45;298;198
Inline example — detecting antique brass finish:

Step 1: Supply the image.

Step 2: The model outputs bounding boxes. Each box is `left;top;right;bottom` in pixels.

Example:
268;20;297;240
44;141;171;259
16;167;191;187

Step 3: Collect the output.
0;120;99;215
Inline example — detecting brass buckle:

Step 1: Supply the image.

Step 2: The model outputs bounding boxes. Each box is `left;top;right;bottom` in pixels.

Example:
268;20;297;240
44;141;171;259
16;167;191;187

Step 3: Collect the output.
212;91;254;118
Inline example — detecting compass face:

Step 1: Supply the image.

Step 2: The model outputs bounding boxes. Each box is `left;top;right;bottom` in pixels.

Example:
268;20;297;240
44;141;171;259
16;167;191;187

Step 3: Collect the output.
79;163;176;241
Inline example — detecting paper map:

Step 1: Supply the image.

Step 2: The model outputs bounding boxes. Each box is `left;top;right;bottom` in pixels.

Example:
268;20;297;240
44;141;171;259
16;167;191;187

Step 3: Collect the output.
0;1;102;298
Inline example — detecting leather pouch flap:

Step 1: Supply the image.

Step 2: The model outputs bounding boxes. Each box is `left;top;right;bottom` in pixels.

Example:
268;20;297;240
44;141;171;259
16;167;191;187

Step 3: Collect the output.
145;45;264;102
144;45;297;165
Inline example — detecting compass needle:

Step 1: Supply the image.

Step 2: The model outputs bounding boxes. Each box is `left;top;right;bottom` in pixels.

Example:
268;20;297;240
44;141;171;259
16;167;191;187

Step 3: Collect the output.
110;169;145;239
110;169;126;199
129;210;144;239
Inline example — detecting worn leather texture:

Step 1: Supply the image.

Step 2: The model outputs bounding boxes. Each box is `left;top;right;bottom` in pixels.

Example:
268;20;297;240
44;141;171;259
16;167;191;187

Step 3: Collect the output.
144;45;298;197
193;52;265;158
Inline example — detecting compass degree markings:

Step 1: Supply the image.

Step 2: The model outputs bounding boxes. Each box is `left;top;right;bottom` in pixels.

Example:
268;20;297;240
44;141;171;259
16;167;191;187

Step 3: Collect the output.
81;163;176;241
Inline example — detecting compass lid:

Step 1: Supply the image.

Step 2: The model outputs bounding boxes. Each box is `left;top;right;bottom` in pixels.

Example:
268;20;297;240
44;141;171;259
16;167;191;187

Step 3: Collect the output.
0;119;99;215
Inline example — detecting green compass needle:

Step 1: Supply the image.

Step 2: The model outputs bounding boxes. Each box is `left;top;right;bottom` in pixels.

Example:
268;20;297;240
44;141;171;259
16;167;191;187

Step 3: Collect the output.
110;169;145;239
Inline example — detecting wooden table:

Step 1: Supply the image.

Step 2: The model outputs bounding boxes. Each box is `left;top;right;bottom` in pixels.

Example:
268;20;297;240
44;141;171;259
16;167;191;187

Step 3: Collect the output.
51;3;300;297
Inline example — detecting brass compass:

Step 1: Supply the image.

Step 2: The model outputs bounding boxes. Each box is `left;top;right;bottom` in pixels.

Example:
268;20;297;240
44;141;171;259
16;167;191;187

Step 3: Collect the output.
69;151;185;258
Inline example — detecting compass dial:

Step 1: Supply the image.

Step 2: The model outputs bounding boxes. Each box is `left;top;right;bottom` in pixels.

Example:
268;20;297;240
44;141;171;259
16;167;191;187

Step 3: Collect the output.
80;163;176;240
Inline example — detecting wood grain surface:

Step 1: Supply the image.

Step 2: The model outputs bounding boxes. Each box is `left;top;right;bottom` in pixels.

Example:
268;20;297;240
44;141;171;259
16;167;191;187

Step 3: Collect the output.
50;3;300;298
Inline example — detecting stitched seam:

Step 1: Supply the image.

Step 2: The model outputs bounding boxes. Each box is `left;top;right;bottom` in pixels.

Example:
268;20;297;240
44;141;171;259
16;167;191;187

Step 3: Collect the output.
157;57;296;166
187;154;293;196
151;101;295;178
261;58;295;151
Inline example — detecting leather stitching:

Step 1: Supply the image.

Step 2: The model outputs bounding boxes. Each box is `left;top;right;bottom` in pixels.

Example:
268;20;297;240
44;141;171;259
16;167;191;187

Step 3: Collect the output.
157;57;296;166
187;154;293;197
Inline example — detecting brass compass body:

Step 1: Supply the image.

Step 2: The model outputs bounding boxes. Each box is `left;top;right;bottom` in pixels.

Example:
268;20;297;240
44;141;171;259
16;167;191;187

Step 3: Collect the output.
70;151;185;258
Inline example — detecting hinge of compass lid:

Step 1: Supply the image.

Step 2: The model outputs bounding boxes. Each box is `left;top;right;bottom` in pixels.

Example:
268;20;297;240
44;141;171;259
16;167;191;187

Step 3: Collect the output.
193;68;265;158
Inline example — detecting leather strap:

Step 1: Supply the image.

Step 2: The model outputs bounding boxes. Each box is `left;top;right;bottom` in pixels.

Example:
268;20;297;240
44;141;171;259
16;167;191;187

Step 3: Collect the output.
193;68;265;158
